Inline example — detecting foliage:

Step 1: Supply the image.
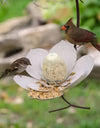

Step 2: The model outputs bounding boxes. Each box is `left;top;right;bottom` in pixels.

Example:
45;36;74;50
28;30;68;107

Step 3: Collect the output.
0;0;32;22
71;0;100;41
42;0;100;41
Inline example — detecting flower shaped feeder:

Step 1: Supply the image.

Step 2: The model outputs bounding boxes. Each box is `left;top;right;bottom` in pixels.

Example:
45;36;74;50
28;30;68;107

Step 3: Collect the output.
13;40;94;112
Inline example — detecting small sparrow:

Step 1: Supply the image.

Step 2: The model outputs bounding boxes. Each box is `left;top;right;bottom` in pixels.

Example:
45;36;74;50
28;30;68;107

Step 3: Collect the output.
61;18;100;51
0;57;31;79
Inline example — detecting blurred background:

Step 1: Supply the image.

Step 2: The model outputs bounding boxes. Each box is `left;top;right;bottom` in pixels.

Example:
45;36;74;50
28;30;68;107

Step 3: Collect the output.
0;0;100;128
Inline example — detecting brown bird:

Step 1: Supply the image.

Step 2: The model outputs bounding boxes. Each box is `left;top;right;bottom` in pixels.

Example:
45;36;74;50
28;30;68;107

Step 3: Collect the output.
0;57;31;79
61;18;100;51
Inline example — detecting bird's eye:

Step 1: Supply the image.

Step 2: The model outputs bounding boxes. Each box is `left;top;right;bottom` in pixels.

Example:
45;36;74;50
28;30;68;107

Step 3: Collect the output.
66;26;70;30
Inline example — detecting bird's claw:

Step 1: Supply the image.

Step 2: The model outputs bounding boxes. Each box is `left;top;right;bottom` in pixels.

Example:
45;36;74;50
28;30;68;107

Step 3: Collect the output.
74;45;77;51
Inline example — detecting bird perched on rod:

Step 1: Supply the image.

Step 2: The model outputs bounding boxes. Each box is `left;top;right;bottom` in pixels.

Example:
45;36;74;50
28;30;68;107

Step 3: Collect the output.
61;18;100;51
0;57;31;79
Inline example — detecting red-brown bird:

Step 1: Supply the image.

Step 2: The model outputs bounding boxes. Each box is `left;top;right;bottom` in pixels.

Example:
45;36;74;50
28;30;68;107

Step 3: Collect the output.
61;18;100;51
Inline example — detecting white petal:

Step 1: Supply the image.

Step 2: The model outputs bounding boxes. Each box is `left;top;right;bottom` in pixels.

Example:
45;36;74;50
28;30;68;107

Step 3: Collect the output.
72;55;94;76
49;40;77;74
61;55;94;89
26;49;48;79
13;75;49;92
61;72;86;89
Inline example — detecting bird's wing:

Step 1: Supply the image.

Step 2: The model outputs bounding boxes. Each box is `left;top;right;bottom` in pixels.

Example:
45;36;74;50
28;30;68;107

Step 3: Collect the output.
10;61;19;71
70;28;96;42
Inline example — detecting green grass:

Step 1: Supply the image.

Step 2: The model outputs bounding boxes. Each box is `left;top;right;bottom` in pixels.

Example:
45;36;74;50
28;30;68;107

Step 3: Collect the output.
0;78;100;128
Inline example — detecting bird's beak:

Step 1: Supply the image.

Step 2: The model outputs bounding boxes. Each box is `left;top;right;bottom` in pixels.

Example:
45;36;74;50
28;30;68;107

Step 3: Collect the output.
61;26;66;30
29;62;31;66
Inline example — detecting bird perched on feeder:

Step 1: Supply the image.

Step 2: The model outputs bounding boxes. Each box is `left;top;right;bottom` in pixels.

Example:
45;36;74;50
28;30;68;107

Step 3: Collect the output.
61;18;100;51
0;57;31;79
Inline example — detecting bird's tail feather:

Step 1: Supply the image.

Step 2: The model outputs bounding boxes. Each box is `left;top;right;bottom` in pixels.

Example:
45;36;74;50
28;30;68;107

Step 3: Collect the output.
91;42;100;51
0;72;7;79
0;69;10;79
